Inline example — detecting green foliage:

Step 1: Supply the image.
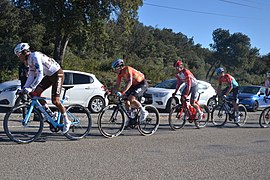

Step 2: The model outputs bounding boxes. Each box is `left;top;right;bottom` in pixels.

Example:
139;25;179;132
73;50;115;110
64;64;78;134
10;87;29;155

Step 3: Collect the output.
0;1;269;89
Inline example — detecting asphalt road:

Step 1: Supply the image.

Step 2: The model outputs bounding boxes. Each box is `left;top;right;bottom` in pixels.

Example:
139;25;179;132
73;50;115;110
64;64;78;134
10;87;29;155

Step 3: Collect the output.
0;110;269;179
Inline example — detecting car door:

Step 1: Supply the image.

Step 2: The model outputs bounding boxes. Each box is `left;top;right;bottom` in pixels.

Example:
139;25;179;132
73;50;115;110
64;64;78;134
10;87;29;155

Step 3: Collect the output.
65;72;94;107
258;87;267;107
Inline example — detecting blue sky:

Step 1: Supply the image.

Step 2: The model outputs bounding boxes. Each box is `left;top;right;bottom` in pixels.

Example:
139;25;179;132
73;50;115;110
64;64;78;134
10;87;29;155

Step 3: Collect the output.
138;0;270;55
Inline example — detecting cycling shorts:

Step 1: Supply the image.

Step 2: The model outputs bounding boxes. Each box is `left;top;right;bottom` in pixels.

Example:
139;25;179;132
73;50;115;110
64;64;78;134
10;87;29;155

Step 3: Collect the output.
125;80;148;98
37;69;64;97
222;86;239;102
181;84;198;100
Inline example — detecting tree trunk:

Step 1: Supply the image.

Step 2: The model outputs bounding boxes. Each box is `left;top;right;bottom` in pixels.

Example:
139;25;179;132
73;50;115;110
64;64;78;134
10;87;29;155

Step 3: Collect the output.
53;32;69;66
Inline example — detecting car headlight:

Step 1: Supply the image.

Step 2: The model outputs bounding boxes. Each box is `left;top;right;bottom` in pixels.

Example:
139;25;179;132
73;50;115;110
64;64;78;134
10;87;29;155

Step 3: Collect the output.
154;92;169;97
2;86;19;92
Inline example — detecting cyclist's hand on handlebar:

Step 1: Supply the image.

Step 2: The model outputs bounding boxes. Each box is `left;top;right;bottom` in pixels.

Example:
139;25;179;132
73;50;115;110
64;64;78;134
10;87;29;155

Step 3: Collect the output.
17;88;32;95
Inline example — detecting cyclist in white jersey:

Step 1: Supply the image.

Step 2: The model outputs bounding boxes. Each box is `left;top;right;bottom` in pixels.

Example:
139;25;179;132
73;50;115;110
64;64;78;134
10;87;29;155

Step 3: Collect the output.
14;42;71;134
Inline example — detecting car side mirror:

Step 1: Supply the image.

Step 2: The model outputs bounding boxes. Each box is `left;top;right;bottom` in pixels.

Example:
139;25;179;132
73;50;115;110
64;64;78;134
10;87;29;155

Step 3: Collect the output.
259;92;265;96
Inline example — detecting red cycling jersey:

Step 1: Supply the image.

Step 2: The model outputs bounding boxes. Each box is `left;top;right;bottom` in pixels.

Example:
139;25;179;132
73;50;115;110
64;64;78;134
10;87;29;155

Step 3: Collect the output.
116;66;145;86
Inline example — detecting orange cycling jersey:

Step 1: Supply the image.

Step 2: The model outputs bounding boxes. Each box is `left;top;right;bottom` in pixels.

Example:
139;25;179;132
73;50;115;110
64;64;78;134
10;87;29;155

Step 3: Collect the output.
218;74;238;88
116;66;145;86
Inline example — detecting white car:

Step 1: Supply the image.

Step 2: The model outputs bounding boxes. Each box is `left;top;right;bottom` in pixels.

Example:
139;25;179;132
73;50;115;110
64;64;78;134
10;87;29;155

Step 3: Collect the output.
0;70;108;113
143;79;217;112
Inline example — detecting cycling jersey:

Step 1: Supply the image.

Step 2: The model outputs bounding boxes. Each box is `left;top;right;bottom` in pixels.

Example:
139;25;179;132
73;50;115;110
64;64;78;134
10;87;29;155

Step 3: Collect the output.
175;68;198;87
116;66;145;86
265;79;270;88
218;74;238;88
24;52;61;90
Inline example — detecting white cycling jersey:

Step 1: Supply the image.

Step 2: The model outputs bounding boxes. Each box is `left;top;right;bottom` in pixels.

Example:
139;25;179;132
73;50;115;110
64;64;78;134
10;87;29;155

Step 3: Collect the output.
24;51;61;90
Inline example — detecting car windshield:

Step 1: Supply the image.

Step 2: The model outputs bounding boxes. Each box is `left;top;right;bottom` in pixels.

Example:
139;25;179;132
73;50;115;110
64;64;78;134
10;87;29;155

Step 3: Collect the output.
239;86;260;94
155;79;176;89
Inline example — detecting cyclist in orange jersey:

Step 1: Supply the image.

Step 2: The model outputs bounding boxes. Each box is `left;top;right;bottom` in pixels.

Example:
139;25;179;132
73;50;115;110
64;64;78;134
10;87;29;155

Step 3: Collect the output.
111;59;149;122
172;60;203;120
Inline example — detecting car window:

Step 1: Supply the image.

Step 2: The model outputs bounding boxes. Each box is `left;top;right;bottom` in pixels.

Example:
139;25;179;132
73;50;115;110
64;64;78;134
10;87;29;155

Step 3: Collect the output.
239;86;259;94
155;79;176;89
198;82;208;90
260;87;266;94
64;72;73;85
73;73;93;84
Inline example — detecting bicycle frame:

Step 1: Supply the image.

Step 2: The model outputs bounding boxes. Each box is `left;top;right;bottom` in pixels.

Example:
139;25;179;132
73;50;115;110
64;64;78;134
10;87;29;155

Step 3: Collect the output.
111;96;139;122
23;97;64;128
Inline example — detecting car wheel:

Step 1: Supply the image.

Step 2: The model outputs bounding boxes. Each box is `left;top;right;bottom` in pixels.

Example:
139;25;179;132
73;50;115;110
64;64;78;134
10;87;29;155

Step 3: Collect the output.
207;97;217;112
88;96;105;113
251;101;258;112
165;97;177;113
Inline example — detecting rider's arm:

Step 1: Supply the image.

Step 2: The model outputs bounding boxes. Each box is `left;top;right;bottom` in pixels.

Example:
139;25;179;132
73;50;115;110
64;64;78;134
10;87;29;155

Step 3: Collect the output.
265;80;269;96
23;69;35;89
121;70;133;94
174;75;182;94
28;56;44;90
112;76;121;93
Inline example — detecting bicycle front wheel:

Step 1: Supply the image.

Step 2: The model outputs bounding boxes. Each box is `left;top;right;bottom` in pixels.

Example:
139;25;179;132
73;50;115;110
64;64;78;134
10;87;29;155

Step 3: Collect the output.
3;104;43;144
211;105;227;127
97;104;125;138
64;104;92;140
235;104;247;127
194;105;210;128
259;107;270;128
138;105;160;136
168;105;186;130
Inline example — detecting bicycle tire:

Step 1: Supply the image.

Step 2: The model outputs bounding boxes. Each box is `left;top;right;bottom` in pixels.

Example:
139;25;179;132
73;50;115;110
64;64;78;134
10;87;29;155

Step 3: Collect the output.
64;104;92;140
235;104;247;127
97;104;125;138
259;107;270;128
194;105;210;128
211;104;227;127
3;104;44;144
138;105;160;136
168;104;186;130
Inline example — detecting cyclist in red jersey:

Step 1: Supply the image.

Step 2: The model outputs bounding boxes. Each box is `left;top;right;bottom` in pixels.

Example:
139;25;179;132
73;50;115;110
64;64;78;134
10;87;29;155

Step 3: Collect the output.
216;67;240;122
172;60;203;120
111;59;149;122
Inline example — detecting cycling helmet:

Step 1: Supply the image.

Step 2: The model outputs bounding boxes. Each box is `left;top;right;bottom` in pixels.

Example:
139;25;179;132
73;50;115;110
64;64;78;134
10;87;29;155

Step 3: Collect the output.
112;59;124;69
174;60;183;67
14;43;30;55
267;72;270;78
215;67;224;75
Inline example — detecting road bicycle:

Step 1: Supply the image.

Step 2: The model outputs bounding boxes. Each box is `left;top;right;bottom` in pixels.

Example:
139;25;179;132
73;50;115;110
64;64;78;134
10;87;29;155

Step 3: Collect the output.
211;96;247;127
168;92;210;130
3;85;92;144
259;97;270;128
97;92;160;138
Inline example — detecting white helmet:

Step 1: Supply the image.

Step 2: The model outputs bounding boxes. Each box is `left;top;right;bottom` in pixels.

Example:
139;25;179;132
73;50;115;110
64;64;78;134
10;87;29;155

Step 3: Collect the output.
267;72;270;78
14;43;30;55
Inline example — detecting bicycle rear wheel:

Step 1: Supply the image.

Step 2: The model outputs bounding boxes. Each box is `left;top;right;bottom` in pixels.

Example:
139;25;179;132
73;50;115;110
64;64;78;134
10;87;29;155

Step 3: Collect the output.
138;105;160;136
235;104;247;127
259;107;270;128
3;104;43;144
211;105;227;127
168;105;186;130
64;104;92;140
194;105;210;128
97;104;125;138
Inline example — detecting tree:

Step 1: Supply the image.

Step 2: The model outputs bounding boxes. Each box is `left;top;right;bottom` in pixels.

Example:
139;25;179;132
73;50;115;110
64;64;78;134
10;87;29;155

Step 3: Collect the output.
12;0;143;65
